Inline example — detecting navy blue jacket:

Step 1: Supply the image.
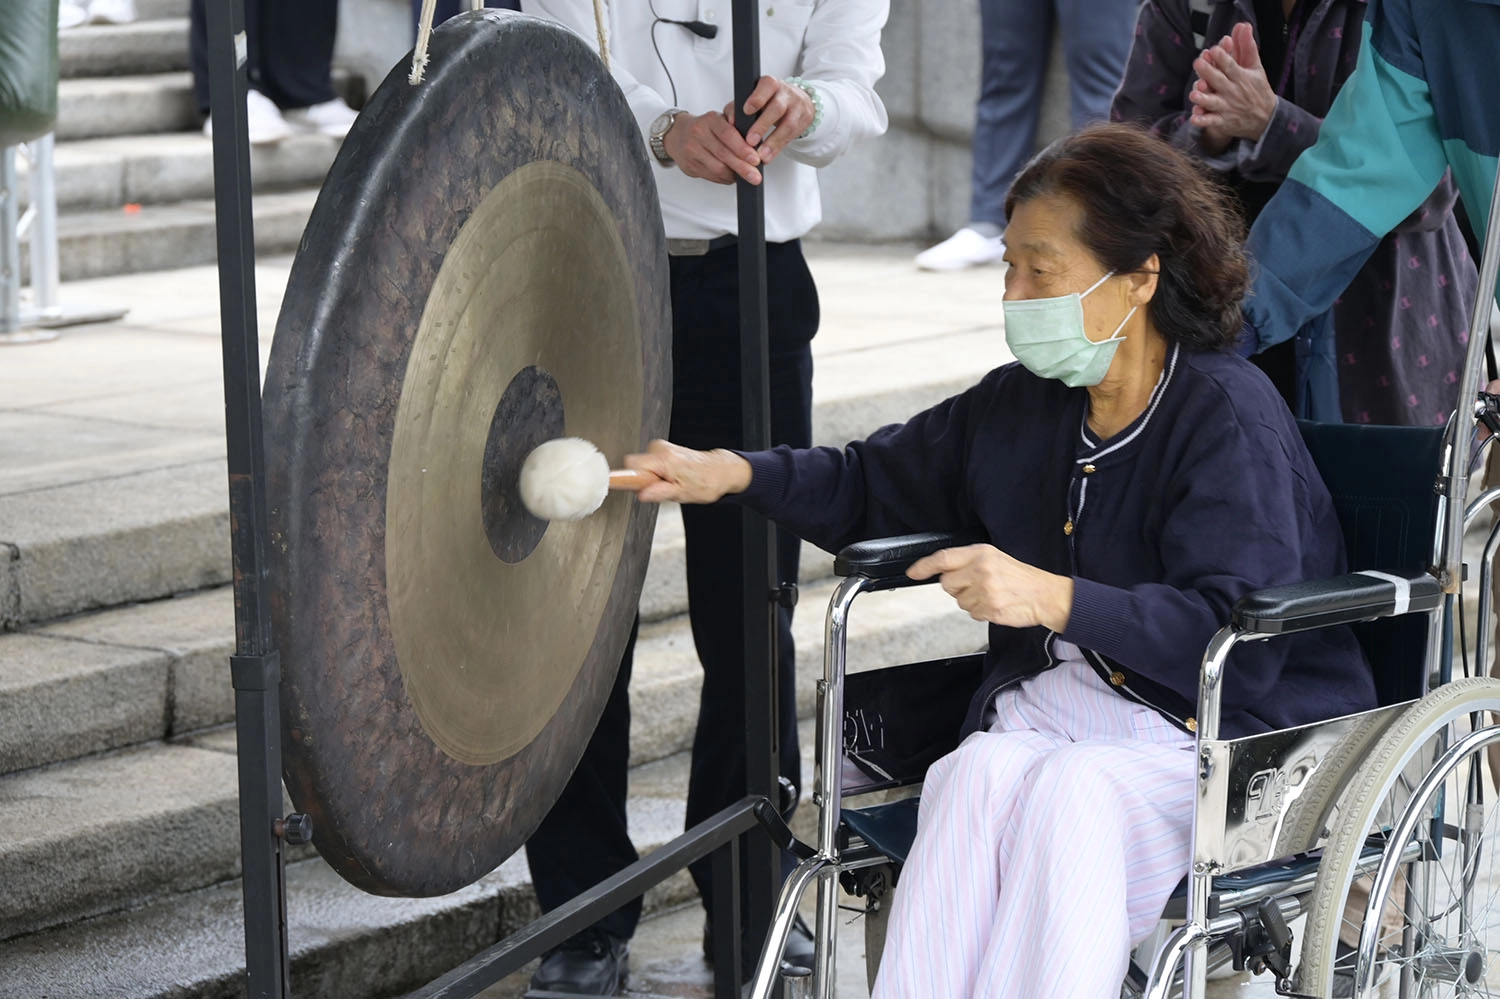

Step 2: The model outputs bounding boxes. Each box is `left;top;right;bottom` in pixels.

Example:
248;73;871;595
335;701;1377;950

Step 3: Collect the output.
735;344;1375;741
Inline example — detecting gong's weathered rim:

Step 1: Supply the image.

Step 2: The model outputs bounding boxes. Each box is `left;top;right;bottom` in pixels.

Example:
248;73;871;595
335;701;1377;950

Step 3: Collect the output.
262;10;670;897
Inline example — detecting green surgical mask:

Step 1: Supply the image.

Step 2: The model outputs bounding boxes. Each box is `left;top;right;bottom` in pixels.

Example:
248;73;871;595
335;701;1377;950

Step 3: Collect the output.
1003;271;1136;388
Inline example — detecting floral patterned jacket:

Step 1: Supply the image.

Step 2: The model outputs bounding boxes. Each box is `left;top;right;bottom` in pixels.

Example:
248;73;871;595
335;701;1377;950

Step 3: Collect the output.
1112;0;1477;426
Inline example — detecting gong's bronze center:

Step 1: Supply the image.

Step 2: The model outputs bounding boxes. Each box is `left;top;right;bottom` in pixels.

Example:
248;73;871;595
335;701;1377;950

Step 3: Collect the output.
481;365;564;564
385;160;643;767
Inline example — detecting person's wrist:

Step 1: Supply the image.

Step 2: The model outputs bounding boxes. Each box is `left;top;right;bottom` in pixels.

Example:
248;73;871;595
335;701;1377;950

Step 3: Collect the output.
1047;575;1074;633
711;448;753;495
651;108;687;166
783;76;822;138
1251;93;1278;141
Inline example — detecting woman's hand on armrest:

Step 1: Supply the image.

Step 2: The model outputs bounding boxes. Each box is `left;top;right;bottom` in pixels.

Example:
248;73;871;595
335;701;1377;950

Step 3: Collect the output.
624;440;753;505
906;544;1074;632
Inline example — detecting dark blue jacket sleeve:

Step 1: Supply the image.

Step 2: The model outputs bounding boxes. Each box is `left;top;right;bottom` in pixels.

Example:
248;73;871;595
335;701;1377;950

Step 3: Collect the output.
729;384;983;554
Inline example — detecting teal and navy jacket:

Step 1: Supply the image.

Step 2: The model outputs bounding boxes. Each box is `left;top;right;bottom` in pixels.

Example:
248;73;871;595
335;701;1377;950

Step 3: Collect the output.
1246;0;1500;418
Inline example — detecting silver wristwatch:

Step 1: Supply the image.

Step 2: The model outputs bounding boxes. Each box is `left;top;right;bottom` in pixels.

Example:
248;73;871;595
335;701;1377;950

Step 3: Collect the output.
649;109;685;166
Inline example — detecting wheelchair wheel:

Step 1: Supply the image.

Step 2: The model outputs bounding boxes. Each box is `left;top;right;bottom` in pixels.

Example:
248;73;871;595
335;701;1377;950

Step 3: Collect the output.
1299;677;1500;997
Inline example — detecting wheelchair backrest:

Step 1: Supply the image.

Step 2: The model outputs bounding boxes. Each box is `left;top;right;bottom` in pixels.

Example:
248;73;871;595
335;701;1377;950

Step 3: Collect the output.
1296;420;1445;706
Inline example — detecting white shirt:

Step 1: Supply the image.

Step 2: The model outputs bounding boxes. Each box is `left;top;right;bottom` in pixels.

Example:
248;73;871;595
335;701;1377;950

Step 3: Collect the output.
521;0;889;241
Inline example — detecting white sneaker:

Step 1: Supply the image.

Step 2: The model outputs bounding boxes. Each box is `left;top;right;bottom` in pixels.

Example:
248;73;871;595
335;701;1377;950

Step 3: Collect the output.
282;98;359;138
914;227;1007;271
203;88;294;145
58;1;88;28
86;0;137;23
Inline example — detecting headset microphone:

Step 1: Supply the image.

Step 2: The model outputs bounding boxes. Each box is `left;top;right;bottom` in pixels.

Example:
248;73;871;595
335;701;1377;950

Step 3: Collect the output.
660;17;718;38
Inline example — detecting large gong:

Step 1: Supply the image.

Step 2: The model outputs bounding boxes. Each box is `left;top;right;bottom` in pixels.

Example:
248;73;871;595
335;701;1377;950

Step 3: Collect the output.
262;11;670;897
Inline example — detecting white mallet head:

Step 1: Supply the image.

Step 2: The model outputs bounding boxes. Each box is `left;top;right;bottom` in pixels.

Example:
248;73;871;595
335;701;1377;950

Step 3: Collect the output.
519;437;611;521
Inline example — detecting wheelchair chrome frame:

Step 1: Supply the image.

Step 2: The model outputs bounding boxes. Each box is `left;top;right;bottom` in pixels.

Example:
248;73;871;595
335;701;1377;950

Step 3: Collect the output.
748;573;869;999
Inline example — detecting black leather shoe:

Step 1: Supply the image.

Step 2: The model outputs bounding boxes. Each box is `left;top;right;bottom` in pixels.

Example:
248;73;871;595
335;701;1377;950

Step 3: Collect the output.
528;928;629;996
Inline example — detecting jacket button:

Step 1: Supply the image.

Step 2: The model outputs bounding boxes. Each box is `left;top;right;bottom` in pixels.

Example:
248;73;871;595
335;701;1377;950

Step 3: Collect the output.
1186;717;1199;733
1083;463;1097;474
1109;670;1126;686
1063;520;1074;536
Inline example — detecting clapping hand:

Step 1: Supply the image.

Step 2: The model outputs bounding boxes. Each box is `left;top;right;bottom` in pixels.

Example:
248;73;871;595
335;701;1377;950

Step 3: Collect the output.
1189;22;1279;153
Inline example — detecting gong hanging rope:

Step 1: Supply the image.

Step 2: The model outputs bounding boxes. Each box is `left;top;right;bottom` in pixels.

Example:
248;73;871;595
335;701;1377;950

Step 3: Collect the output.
411;0;610;84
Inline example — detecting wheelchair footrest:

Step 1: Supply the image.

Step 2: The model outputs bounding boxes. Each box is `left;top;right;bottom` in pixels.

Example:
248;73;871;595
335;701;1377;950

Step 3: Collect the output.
840;798;920;866
1160;854;1323;921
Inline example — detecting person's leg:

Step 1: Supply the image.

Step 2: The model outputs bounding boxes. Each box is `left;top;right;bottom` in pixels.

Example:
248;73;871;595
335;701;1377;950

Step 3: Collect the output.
671;242;815;921
189;0;210;115
971;740;1197;998
191;0;258;115
523;618;642;942
968;0;1052;227
522;622;641;994
917;0;1048;269
1055;0;1137;128
869;730;1058;998
256;0;338;110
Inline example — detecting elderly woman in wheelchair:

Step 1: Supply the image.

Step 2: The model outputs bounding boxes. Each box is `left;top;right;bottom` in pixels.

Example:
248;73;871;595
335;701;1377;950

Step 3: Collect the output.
630;123;1500;998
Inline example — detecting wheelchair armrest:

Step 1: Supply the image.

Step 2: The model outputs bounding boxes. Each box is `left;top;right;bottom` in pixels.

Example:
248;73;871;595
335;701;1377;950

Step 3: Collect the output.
1230;571;1443;635
833;531;987;584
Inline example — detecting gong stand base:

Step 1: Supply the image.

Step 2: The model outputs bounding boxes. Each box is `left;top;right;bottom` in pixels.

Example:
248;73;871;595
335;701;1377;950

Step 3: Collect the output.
410;796;806;998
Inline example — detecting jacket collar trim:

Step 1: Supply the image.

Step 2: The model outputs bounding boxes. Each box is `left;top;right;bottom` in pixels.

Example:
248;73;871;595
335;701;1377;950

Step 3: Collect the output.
1076;342;1180;463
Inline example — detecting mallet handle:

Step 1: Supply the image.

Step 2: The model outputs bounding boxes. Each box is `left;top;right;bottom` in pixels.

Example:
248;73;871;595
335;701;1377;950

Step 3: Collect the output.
608;468;661;491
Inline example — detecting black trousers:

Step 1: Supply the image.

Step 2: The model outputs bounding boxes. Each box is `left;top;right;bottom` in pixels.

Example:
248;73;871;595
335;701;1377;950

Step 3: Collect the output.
189;0;338;115
525;240;819;941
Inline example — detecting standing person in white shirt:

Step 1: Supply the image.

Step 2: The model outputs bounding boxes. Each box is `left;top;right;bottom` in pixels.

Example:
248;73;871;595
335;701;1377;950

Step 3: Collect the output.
519;1;888;993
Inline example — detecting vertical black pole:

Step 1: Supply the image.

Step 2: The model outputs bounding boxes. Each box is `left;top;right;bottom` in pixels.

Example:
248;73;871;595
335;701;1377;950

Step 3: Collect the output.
730;0;781;988
203;0;291;995
711;838;745;998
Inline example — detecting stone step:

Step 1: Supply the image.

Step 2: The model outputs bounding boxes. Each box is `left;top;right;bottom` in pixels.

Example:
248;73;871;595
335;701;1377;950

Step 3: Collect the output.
0;729;727;999
18;132;342;212
0;588;234;775
136;0;188;17
55;69;360;142
32;188;319;282
57;72;199;141
0;574;979;941
59;18;191;78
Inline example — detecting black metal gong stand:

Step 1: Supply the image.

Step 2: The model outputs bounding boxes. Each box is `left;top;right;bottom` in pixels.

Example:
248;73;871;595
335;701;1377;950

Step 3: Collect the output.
203;0;310;996
207;0;785;994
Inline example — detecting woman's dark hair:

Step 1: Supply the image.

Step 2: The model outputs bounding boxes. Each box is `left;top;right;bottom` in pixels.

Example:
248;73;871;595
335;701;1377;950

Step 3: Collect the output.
1004;123;1249;351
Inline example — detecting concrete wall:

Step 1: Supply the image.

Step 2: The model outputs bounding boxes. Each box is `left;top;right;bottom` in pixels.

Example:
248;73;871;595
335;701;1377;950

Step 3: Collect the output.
817;0;1073;242
331;0;1074;244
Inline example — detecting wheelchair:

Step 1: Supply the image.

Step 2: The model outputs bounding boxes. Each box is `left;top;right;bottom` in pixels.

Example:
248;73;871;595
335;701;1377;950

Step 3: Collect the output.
746;386;1500;994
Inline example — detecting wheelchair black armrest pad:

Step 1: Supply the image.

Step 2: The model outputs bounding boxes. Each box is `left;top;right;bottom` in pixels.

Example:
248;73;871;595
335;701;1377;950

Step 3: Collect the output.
1231;571;1442;635
834;531;987;581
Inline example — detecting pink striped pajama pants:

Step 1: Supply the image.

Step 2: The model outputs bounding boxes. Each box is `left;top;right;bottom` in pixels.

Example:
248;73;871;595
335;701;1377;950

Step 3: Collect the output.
870;647;1198;999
